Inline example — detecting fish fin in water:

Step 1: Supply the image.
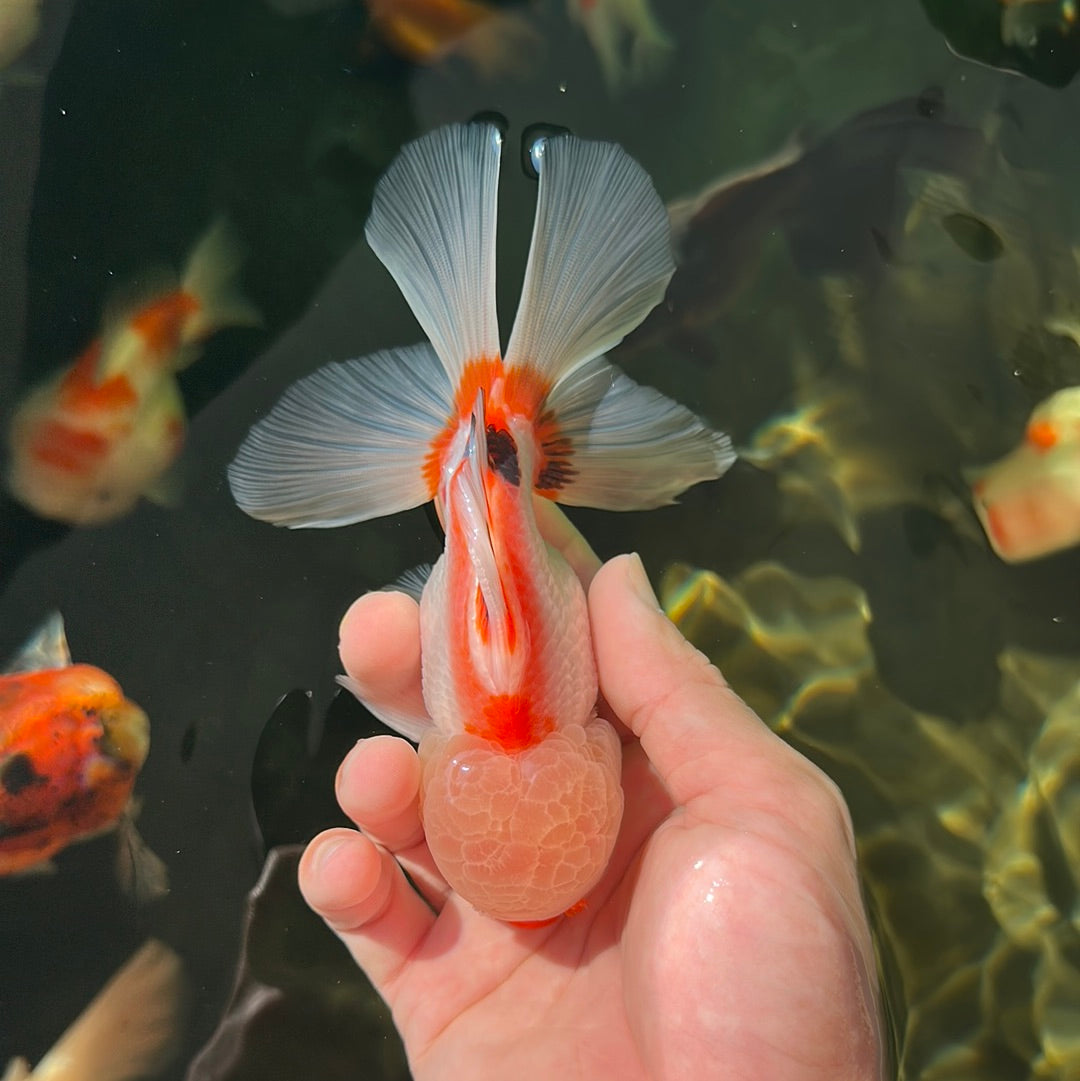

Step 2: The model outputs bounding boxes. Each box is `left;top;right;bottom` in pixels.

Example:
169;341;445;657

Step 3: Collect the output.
366;122;502;383
228;343;454;526
114;806;170;904
177;217;262;350
504;131;674;385
26;939;183;1081
383;562;435;602
3;612;71;674
1;1058;31;1081
538;355;734;509
336;675;436;743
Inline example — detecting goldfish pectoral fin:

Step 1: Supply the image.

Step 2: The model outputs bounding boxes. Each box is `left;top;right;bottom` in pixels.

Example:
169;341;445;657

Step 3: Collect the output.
336;675;436;744
383;562;434;603
3;611;71;674
1;1057;31;1081
114;816;170;904
544;357;735;509
32;939;183;1081
179;217;262;347
504;131;674;382
366;122;502;382
228;343;453;527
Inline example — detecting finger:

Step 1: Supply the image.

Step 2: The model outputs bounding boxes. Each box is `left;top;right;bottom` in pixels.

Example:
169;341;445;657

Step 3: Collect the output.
336;736;450;909
589;553;803;810
533;497;602;587
339;590;427;729
299;828;436;994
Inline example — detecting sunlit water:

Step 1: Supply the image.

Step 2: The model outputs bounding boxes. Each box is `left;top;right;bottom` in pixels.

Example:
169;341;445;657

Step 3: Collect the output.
2;1;1079;1078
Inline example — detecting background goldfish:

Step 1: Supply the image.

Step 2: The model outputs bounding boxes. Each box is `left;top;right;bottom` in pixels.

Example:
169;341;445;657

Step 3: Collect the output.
5;219;260;526
229;121;732;922
0;612;166;898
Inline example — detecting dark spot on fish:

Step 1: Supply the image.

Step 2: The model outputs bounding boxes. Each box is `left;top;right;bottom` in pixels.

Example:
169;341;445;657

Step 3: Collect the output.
1;753;47;796
916;86;945;119
537;431;577;491
180;723;197;763
520;122;572;180
486;425;521;486
469;109;508;138
941;213;1005;262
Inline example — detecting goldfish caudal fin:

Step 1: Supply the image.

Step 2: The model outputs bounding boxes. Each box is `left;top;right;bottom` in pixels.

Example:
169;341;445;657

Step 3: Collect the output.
176;217;262;354
366;122;502;383
228;343;453;526
25;939;182;1081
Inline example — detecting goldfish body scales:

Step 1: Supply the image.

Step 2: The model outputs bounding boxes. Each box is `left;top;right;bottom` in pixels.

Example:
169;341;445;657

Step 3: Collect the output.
229;122;734;922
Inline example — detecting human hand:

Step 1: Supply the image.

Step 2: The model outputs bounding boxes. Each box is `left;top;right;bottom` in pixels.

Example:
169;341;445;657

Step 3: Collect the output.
299;512;883;1081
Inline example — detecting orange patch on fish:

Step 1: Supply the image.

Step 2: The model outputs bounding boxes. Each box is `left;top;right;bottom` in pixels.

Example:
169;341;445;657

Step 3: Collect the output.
129;291;200;358
467;693;553;751
59;345;139;412
27;420;111;473
1026;420;1058;452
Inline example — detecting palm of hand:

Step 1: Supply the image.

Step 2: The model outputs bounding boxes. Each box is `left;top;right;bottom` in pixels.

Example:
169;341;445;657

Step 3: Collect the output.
300;555;882;1081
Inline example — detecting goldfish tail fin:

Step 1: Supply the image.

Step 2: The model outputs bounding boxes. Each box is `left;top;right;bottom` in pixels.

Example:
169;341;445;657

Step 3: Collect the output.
228;343;454;526
503;131;674;385
366;122;502;383
539;356;734;509
178;217;262;353
30;940;183;1081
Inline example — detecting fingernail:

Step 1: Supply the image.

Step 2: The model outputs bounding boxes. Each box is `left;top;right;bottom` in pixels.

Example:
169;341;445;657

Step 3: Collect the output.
312;835;350;875
626;552;662;611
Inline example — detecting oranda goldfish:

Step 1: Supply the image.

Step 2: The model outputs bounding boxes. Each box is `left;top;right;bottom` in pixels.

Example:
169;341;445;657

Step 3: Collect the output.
229;121;733;923
2;938;183;1081
6;219;260;526
0;612;166;898
972;385;1080;562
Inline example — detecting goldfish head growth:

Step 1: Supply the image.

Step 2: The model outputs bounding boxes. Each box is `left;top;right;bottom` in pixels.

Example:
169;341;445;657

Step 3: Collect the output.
0;663;149;874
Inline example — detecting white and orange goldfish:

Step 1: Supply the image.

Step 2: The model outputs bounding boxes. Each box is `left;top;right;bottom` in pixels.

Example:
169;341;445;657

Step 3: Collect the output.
229;122;733;923
2;938;183;1081
6;219;260;525
971;386;1080;562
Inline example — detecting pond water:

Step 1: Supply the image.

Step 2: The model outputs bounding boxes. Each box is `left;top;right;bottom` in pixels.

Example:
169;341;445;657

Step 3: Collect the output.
2;0;1079;1078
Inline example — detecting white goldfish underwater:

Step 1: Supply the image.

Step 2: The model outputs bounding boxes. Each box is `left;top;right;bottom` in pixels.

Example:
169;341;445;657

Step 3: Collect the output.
229;121;733;923
972;385;1080;562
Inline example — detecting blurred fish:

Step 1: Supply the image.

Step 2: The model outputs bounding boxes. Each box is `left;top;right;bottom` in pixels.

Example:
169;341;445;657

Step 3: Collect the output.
1000;0;1077;51
567;0;672;91
620;92;986;356
0;612;167;900
971;386;1080;562
2;938;183;1081
364;0;540;77
0;0;39;72
5;219;260;526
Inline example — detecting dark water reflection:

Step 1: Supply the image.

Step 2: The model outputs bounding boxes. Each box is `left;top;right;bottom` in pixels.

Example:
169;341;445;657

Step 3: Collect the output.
2;0;1080;1078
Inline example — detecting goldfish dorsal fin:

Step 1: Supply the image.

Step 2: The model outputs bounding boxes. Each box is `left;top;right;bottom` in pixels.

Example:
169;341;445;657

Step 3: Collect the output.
366;123;502;383
228;343;454;526
540;356;734;509
3;612;71;674
503;133;674;385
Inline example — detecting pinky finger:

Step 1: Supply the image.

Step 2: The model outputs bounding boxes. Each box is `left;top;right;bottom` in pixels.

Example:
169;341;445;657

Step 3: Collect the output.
299;828;436;995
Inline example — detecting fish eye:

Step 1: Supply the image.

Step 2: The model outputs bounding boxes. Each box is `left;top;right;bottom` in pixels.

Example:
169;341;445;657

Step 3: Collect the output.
520;123;572;180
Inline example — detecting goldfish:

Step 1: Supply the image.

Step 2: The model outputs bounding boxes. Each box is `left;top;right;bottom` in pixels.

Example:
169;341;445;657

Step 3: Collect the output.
6;219;260;526
567;0;672;91
0;612;167;899
229;121;733;922
971;386;1080;562
2;938;183;1081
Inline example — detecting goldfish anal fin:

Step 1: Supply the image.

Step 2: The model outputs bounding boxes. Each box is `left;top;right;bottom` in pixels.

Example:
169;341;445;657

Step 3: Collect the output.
366;122;502;383
504;132;674;385
336;675;436;744
228;343;454;527
538;356;734;508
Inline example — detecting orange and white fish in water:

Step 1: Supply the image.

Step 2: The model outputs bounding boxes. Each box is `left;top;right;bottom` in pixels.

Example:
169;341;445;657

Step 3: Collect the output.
6;219;260;526
0;612;167;900
568;0;673;91
229;122;733;923
3;938;183;1081
971;386;1080;562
